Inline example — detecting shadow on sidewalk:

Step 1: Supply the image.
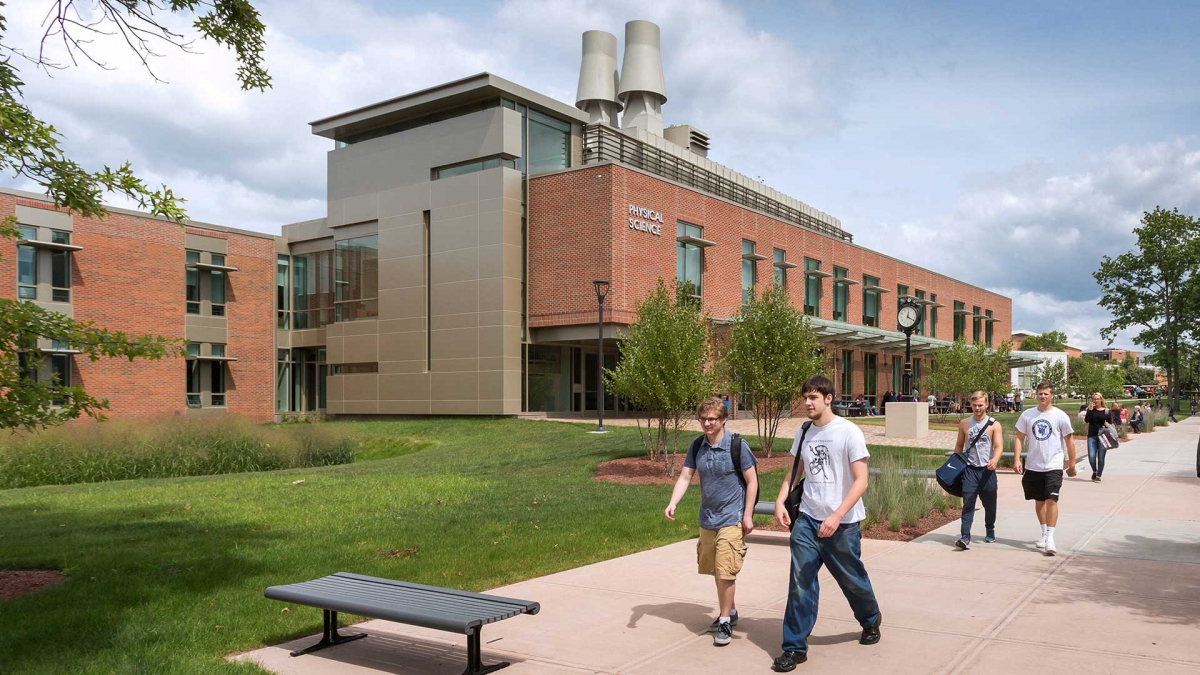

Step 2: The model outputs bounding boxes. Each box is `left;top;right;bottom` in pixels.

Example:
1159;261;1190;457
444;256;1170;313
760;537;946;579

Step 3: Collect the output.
1061;535;1200;626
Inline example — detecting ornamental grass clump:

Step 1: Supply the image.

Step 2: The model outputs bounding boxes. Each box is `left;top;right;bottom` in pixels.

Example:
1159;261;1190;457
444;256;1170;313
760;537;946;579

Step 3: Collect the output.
0;416;355;488
863;455;960;532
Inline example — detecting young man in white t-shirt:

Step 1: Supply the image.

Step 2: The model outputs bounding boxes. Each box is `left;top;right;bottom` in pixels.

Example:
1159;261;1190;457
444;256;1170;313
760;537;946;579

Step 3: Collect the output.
770;376;881;672
1013;381;1077;556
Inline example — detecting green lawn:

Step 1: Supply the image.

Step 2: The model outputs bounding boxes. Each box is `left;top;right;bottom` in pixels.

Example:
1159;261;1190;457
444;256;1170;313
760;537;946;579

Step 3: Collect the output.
0;418;942;674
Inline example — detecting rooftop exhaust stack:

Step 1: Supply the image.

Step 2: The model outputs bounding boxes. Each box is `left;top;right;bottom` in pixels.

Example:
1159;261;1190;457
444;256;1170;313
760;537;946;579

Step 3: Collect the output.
617;20;667;136
576;30;622;126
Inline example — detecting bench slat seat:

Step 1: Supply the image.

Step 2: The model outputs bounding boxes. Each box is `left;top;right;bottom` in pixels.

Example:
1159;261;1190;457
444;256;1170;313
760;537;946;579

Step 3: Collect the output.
264;572;539;673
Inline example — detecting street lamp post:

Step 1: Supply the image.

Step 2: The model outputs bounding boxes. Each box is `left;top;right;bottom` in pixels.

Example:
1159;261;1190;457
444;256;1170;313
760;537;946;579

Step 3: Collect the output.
593;280;610;433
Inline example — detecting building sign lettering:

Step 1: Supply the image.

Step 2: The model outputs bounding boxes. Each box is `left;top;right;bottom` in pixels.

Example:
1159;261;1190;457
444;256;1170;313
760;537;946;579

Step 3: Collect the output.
627;204;663;236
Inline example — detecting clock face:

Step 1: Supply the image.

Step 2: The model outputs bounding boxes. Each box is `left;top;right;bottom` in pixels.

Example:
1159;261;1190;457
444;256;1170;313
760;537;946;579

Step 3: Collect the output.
898;304;921;329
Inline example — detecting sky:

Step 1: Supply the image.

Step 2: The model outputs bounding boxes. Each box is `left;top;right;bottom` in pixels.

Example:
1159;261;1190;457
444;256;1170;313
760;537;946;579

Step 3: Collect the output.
4;0;1199;351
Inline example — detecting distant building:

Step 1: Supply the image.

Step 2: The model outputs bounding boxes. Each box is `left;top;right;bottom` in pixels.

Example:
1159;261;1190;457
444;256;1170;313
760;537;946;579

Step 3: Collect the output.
1011;329;1083;358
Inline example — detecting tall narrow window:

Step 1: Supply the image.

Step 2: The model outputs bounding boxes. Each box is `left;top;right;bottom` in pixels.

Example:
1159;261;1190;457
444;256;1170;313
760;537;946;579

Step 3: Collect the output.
804;258;821;317
185;250;200;314
863;353;877;404
973;305;982;343
840;350;853;398
335;235;379;321
211;361;226;407
862;275;880;327
832;266;849;322
772;249;786;287
929;293;938;338
676;222;703;296
896;284;909;332
276;255;290;329
892;355;903;392
17;243;37;299
51;249;71;302
914;289;926;336
276;349;291;413
985;309;994;346
49;354;70;405
954;301;966;340
527;110;571;175
211;268;226;317
741;240;756;305
186;345;201;408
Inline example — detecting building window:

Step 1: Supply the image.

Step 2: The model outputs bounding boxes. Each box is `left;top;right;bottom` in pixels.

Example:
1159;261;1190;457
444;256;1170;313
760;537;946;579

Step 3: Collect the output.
862;275;880;327
954;301;966;340
334;235;379;322
293;250;335;329
896;284;909;331
973;305;982;344
51;229;70;245
210;361;226;407
863;352;877;404
210;268;226;317
186;358;201;408
676;222;703;297
527;109;571;175
832;266;849;322
985;309;994;346
914;289;926;336
840;350;853;399
17;243;37;299
892;355;903;392
773;249;786;287
742;241;756;305
276;255;290;329
929;293;938;338
332;363;379;375
185;250;200;314
49;354;70;405
51;249;71;302
433;156;517;180
17;224;36;241
803;258;821;317
276;349;291;413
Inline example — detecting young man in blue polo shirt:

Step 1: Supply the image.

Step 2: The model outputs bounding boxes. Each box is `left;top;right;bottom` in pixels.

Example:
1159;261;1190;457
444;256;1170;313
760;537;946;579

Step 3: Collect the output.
665;396;758;647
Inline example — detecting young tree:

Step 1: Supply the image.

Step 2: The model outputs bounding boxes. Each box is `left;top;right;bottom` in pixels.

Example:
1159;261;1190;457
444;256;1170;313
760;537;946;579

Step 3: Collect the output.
1095;207;1200;410
719;285;826;457
928;338;1013;417
0;2;270;430
606;279;715;476
1020;330;1068;352
1068;356;1124;399
1037;358;1068;395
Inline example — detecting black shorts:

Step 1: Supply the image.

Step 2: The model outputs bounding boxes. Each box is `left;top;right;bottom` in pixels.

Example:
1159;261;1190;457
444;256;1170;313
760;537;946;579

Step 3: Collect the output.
1022;469;1063;502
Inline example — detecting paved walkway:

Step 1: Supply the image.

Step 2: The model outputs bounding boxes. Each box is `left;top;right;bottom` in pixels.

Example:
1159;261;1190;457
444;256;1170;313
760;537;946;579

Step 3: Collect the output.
233;418;1200;674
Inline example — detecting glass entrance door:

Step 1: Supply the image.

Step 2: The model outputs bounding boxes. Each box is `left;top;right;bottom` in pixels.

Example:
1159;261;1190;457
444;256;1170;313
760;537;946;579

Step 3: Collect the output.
582;350;617;413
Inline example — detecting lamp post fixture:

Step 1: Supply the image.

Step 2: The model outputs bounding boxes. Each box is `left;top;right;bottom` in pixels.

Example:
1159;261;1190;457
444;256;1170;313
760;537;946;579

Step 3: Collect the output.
593;280;611;433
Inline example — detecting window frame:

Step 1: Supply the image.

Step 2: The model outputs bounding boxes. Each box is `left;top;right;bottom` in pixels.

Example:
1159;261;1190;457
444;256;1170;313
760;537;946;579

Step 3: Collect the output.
741;240;756;305
675;222;704;297
862;275;880;327
17;243;37;299
803;258;821;317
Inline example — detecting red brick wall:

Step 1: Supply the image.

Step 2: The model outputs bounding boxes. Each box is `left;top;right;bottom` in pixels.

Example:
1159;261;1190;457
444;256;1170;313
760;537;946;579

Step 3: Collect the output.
2;194;275;421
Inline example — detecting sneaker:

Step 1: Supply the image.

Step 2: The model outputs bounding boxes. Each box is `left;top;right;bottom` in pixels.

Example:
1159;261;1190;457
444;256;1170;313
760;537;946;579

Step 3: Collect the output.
713;620;732;646
984;531;996;543
1044;539;1057;556
772;651;807;671
708;609;737;633
860;614;882;645
1095;475;1102;482
1035;535;1047;549
955;535;971;550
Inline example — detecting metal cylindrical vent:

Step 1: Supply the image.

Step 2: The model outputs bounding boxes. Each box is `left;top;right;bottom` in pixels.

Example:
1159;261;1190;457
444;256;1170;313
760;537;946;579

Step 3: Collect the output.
617;20;667;135
576;30;621;126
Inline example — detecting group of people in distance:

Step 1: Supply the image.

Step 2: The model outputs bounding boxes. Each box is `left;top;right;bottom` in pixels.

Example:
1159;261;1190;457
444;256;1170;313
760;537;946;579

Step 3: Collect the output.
664;379;1082;670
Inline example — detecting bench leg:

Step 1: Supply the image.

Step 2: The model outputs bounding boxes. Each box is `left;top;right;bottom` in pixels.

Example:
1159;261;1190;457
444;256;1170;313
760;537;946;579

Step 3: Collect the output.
290;610;368;657
462;626;509;675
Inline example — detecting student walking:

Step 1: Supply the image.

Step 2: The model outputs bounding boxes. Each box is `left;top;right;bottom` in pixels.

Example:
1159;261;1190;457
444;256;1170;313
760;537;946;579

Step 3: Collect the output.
664;397;758;647
1084;393;1115;482
771;376;881;671
953;392;1004;549
1013;382;1077;556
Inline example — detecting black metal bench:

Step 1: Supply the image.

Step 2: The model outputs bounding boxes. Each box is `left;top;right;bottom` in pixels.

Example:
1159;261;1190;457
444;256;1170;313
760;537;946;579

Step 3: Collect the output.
265;572;539;674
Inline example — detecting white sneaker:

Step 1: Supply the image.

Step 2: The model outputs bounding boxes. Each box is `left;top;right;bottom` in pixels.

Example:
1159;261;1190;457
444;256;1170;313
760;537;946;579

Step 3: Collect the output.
1044;539;1057;556
1035;536;1047;549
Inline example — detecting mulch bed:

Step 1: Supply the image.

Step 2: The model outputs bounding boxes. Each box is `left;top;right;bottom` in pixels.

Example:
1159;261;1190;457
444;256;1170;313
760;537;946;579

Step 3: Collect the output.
0;570;66;600
594;451;963;542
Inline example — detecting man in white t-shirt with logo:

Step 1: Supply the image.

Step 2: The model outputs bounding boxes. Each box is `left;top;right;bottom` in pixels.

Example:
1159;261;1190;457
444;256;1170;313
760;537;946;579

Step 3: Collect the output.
770;376;881;672
1013;381;1077;556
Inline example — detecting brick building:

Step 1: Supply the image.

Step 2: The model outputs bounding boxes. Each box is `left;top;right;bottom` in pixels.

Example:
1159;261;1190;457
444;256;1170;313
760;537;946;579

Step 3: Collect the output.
4;29;1035;420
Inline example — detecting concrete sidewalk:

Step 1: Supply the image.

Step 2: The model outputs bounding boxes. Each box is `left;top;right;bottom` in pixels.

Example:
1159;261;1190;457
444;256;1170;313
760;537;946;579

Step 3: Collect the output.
233;419;1200;675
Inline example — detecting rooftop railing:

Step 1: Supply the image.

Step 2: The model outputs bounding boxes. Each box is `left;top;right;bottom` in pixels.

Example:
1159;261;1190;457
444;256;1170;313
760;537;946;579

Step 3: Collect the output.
582;123;852;243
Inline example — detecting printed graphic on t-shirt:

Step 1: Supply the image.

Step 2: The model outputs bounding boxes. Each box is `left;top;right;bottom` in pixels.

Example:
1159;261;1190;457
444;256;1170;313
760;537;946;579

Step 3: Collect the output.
808;444;830;477
1032;419;1053;441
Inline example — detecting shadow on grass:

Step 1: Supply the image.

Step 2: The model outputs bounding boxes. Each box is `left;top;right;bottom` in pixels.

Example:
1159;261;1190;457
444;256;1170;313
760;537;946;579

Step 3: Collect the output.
0;502;278;674
248;628;526;675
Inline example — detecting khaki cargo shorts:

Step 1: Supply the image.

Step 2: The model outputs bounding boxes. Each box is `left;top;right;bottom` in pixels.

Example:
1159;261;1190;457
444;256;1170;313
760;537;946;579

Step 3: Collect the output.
697;525;748;580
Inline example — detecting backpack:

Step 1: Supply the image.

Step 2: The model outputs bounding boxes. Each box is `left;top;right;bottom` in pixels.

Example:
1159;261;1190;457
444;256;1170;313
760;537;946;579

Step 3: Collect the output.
687;432;759;506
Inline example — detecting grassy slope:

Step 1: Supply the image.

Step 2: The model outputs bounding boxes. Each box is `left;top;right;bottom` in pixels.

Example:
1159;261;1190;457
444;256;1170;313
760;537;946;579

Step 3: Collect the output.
0;418;945;674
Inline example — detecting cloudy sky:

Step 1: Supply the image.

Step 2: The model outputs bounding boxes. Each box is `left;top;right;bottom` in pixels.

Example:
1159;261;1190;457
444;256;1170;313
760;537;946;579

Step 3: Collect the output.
5;1;1199;350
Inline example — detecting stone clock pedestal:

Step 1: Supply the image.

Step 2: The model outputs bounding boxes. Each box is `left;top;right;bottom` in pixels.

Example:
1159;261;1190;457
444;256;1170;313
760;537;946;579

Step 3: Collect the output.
885;402;929;440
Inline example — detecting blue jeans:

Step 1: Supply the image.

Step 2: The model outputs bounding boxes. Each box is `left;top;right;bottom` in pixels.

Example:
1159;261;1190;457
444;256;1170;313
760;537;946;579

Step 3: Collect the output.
1087;436;1107;477
960;466;997;539
782;514;881;654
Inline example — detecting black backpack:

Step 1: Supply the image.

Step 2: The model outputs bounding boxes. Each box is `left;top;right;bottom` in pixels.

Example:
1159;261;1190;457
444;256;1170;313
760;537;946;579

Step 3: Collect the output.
687;433;759;506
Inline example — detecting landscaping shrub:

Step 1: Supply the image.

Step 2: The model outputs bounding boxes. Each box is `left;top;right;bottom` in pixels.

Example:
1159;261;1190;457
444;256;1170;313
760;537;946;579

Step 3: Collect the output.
0;417;356;488
863;455;961;532
1153;408;1170;426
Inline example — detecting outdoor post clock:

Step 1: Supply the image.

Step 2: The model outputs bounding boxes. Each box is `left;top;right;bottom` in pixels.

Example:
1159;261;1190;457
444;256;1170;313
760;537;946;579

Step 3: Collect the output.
897;298;924;398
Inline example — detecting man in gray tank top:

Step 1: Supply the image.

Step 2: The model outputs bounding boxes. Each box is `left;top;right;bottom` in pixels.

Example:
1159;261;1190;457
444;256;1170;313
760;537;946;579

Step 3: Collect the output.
953;392;1004;549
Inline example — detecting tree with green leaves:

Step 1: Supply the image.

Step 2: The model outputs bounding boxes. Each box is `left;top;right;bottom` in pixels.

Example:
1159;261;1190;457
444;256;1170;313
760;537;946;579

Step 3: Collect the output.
0;2;270;430
1095;207;1200;410
1036;358;1067;395
605;279;716;476
718;285;826;457
928;338;1013;417
1068;356;1124;399
1020;330;1068;352
1118;353;1157;387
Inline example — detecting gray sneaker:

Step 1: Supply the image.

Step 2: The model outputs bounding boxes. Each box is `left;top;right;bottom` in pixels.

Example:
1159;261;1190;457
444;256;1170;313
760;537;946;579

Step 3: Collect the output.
708;610;737;633
713;620;732;646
